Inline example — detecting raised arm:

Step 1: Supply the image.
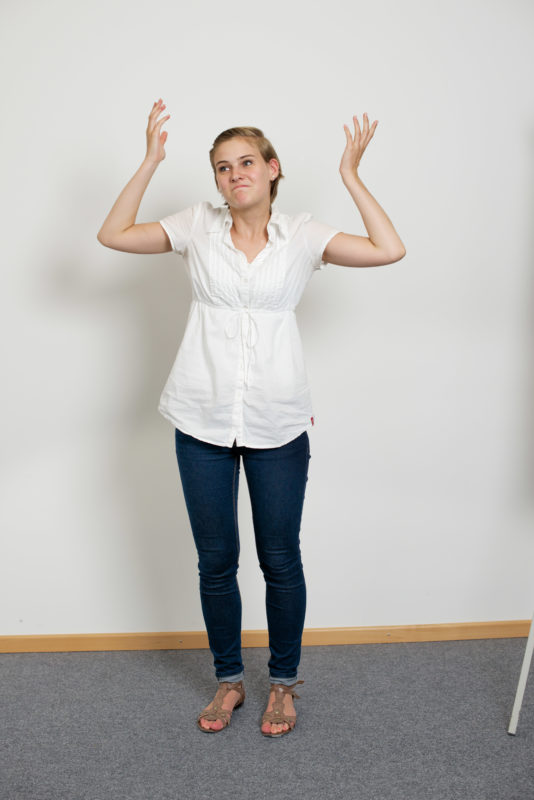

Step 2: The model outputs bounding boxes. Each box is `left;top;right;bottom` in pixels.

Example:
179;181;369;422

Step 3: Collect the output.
322;113;406;268
96;99;173;254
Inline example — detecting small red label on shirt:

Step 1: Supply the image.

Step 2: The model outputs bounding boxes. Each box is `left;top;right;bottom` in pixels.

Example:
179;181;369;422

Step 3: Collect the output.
311;416;314;426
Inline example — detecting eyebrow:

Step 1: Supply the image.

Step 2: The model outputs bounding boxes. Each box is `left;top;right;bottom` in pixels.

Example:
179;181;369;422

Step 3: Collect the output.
215;153;256;166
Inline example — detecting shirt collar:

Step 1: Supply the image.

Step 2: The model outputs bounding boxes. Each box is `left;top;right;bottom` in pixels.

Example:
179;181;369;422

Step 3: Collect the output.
208;203;288;243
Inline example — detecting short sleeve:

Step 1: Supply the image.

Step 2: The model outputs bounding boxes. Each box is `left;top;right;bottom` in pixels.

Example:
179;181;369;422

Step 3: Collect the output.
302;216;341;271
159;204;197;255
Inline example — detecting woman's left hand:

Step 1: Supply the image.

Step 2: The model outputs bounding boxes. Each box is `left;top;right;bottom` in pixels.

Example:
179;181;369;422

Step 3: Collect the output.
339;113;378;182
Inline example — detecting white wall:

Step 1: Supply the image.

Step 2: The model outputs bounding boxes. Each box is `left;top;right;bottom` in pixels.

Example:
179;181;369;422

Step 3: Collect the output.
2;0;533;636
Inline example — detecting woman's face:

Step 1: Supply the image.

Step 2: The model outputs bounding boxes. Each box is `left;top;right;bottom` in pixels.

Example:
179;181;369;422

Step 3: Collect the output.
213;137;279;210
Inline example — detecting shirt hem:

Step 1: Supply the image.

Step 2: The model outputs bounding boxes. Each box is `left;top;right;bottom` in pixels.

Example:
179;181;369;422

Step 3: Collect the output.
159;405;313;448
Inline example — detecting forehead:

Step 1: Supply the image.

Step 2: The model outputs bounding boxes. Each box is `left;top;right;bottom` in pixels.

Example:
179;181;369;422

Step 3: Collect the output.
214;137;261;164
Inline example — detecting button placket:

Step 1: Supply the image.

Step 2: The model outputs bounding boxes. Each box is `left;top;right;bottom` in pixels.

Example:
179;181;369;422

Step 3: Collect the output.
238;253;255;388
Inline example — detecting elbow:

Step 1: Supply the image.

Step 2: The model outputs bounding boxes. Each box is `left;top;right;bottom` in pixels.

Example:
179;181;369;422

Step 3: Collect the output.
389;246;406;263
374;242;406;265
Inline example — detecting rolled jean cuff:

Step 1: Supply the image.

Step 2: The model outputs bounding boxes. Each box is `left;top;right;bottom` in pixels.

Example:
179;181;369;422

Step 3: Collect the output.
217;671;244;683
269;674;298;686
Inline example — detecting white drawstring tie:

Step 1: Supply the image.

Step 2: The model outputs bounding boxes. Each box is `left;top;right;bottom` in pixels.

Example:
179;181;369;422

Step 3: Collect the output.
224;309;259;388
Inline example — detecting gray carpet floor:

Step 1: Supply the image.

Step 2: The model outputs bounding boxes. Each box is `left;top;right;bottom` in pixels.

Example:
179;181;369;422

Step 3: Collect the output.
1;638;533;800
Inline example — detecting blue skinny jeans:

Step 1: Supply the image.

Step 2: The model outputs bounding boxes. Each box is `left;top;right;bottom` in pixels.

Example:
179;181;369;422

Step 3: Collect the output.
174;427;310;686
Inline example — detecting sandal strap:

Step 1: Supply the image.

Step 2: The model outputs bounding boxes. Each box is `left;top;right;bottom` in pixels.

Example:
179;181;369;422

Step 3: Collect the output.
218;680;245;695
214;680;245;706
198;707;231;723
262;709;296;726
269;679;304;699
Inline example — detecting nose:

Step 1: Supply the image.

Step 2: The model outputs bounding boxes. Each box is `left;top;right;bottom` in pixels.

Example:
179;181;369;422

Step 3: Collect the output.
230;165;244;181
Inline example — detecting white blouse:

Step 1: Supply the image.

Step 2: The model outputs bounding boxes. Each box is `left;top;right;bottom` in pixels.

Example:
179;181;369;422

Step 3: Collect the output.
158;200;340;448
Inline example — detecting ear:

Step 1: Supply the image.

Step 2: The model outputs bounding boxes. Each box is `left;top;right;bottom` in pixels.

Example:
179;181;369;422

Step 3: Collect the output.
269;158;280;180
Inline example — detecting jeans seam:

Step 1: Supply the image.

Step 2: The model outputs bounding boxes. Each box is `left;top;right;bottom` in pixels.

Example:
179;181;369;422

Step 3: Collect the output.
302;433;310;507
232;455;239;557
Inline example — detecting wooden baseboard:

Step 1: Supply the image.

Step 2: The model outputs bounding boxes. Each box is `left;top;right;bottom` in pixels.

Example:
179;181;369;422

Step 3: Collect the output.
0;620;529;654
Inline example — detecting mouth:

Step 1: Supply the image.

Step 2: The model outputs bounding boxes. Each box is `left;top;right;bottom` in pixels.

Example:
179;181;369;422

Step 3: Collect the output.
233;185;248;190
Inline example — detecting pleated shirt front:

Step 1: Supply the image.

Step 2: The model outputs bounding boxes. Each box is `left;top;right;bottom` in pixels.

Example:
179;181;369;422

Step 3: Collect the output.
158;200;339;447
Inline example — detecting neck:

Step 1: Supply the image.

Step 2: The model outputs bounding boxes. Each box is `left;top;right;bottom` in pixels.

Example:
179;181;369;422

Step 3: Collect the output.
227;201;272;240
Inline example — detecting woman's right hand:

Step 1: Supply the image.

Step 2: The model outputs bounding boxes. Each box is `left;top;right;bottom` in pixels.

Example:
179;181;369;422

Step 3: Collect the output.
145;98;171;164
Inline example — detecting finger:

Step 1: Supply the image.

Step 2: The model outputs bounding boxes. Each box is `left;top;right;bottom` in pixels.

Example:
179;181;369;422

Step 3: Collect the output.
352;114;361;140
361;113;371;145
366;119;379;143
148;112;170;136
149;99;165;117
343;124;352;145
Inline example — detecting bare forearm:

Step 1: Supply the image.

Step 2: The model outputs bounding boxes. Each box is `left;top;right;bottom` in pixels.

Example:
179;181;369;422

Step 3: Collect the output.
342;173;405;258
97;158;160;241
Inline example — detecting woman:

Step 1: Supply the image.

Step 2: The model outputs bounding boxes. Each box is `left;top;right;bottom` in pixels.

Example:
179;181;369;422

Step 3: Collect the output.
97;100;406;737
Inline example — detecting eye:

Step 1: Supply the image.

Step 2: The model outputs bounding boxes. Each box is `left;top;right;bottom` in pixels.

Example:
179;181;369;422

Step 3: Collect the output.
218;159;254;173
